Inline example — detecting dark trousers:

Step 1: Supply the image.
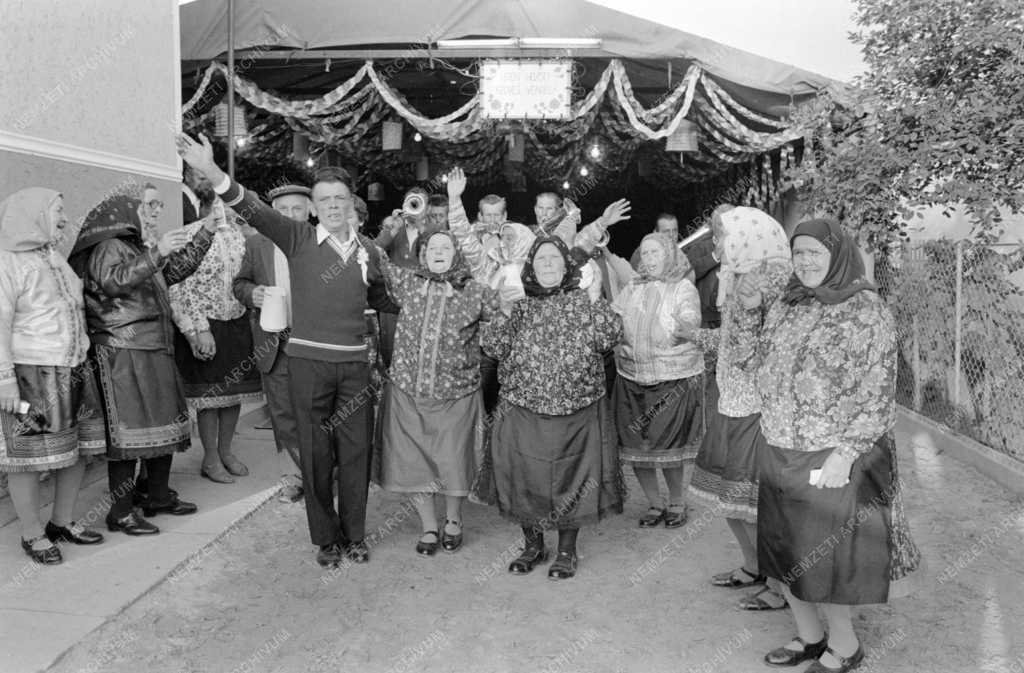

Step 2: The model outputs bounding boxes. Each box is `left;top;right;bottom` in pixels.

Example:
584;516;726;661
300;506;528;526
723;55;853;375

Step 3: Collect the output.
480;354;500;415
288;357;372;546
377;311;398;370
263;348;301;472
108;455;172;518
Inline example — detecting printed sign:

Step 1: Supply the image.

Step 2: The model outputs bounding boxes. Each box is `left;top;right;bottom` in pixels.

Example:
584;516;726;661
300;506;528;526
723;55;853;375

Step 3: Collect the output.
480;60;571;120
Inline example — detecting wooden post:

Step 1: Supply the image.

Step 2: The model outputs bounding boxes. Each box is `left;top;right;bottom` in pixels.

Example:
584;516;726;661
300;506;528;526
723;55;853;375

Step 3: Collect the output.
912;314;921;411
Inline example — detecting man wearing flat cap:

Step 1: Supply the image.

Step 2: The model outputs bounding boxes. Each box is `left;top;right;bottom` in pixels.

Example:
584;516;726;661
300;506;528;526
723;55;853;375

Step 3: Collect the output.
232;183;311;503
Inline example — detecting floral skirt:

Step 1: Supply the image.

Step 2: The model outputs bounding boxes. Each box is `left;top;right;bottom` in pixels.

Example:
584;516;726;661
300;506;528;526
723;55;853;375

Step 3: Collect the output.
757;432;921;605
613;374;703;468
0;363;105;473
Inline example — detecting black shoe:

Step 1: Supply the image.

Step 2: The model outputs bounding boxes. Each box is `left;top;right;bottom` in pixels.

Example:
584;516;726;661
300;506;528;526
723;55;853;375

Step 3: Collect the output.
45;521;104;545
21;534;63;564
345;541;369;563
547;551;578;580
639;507;666;528
441;519;463;553
415;531;439;556
764;636;828;667
317;543;342;567
508;546;549;574
132;482;179;507
804;646;864;673
664;505;688;529
142;495;198;517
106;511;160;535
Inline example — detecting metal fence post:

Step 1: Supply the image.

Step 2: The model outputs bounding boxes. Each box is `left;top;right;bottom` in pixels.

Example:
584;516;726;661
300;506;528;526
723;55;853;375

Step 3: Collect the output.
954;240;964;413
912;314;921;411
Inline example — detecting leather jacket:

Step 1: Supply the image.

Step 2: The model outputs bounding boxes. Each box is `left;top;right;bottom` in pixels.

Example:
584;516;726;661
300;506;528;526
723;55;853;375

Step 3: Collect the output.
80;228;214;352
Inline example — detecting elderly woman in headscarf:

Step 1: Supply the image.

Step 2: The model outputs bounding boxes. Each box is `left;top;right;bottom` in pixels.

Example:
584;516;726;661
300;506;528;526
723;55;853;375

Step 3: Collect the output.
482;235;623;580
0;188;106;564
673;205;794;611
602;232;705;528
735;218;919;673
168;199;262;483
376;229;499;555
70;195;217;535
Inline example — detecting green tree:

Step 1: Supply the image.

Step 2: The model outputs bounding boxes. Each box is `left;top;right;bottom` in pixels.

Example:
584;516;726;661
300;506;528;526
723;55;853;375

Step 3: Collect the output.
789;0;1024;247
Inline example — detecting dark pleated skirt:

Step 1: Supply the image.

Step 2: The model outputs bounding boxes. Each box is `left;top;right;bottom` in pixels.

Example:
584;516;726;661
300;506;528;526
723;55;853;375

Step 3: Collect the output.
489;399;624;529
613;374;703;468
94;345;191;460
378;383;484;496
757;433;920;605
0;363;102;473
688;400;762;523
174;315;263;409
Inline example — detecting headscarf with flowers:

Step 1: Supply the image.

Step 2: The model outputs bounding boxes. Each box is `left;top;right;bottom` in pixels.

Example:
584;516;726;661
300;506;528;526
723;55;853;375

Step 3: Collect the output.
520;236;583;298
413;230;473;291
633;232;692;285
714;206;792;307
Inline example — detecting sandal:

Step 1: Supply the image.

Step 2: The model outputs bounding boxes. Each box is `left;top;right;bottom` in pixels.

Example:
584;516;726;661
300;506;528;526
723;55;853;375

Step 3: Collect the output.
638;507;666;528
711;566;765;588
547;551;578;580
805;645;864;673
764;635;828;667
508;546;548;574
664;504;688;528
441;519;463;553
739;585;789;611
21;534;62;565
415;531;439;557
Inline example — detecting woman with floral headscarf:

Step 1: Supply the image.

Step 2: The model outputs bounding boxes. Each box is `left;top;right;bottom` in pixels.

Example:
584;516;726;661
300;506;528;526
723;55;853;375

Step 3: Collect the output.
734;218;919;672
0;188;106;564
605;232;705;528
377;230;500;555
676;205;794;611
70;194;217;536
482;236;623;580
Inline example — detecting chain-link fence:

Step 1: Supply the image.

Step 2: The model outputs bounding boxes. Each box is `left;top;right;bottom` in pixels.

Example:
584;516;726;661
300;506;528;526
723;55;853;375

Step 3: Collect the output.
875;240;1024;461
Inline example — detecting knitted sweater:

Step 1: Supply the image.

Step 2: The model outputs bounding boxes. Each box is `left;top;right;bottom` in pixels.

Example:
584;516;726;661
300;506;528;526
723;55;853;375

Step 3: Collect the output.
218;178;397;362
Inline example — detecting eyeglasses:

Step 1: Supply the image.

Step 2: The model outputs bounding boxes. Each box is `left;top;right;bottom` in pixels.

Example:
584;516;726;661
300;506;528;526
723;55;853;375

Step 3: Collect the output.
144;199;165;211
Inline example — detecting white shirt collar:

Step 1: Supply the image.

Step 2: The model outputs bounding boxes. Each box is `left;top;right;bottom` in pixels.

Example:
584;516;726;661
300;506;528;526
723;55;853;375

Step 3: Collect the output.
316;224;355;247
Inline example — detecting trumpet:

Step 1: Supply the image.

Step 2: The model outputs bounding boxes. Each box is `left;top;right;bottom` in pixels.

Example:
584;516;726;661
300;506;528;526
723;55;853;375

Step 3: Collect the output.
402;193;426;217
677;223;711;250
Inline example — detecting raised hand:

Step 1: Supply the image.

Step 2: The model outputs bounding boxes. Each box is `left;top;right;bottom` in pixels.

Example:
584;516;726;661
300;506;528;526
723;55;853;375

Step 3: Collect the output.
176;133;225;185
735;271;764;310
600;199;631;228
446;167;467;199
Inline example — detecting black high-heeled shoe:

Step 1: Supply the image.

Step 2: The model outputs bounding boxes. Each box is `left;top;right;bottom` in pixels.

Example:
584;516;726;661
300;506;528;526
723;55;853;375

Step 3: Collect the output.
804;646;864;673
441;519;463;552
21;534;62;565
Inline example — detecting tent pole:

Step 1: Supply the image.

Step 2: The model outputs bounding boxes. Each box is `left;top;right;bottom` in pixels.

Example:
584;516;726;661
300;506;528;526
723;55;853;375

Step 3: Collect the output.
227;0;235;178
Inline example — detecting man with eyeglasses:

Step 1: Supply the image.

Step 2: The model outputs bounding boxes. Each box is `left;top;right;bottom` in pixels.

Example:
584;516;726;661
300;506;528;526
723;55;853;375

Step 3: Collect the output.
179;133;398;569
138;183;164;248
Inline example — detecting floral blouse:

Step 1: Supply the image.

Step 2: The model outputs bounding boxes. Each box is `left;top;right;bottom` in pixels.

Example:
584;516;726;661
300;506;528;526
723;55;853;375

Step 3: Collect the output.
693;261;790;417
613;278;703;385
169;222;247;334
383;262;500;400
739;290;897;458
483;290;622;416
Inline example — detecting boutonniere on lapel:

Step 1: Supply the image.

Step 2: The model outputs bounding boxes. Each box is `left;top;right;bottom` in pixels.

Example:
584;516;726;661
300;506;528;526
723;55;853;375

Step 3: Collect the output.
356;244;370;286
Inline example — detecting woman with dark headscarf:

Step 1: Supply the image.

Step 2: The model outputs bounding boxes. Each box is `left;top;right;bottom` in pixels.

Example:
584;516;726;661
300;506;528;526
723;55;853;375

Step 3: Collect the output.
377;230;499;554
608;232;704;528
482;237;623;580
736;218;920;672
70;195;218;535
0;188;106;564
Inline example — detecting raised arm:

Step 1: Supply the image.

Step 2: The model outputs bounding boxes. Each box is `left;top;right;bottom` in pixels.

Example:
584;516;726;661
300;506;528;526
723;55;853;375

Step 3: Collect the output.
163;225;214;286
444;168;491;279
177;133;311;257
86;238;165;298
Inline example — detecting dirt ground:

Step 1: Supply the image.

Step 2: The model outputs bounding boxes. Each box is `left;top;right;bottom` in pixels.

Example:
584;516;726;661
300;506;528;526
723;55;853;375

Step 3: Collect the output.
49;434;1024;673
